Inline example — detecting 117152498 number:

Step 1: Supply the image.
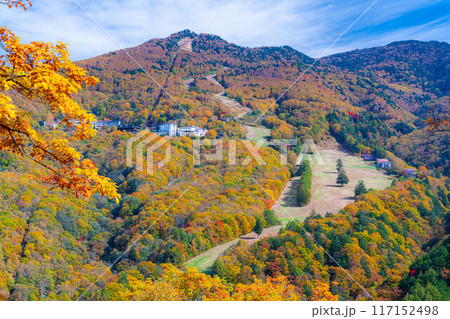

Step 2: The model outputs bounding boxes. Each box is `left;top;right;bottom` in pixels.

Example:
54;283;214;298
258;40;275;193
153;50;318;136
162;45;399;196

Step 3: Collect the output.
371;305;439;316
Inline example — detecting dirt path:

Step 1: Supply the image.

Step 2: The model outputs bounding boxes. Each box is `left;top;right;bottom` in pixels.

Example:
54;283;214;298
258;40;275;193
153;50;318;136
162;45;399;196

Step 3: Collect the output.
180;50;390;273
183;78;194;90
205;74;221;86
185;225;282;272
206;73;262;143
215;92;252;119
205;74;252;120
184;73;255;140
155;37;196;105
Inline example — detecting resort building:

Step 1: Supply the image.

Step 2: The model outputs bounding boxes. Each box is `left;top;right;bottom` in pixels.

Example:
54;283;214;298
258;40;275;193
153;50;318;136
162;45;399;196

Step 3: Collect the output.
93;120;121;129
177;126;208;137
376;158;392;169
403;168;417;178
158;123;178;137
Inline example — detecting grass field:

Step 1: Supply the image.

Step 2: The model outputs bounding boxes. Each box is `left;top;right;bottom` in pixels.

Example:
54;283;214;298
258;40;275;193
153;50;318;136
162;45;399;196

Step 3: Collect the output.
244;125;271;143
185;238;239;273
273;147;392;219
278;216;306;223
185;225;282;273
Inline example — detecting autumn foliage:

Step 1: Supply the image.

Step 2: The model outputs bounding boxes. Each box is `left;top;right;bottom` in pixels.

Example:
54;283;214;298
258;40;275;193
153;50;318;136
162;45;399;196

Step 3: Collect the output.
0;5;449;301
0;1;119;201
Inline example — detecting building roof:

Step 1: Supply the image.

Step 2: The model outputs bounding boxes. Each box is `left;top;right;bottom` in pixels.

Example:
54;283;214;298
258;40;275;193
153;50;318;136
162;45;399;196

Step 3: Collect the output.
178;126;199;130
376;158;390;163
160;123;177;127
179;126;207;132
93;120;121;127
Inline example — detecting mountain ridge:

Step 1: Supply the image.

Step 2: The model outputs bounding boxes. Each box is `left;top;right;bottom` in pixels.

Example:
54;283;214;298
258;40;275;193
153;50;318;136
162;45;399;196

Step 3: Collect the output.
1;31;449;301
74;31;449;174
80;29;449;62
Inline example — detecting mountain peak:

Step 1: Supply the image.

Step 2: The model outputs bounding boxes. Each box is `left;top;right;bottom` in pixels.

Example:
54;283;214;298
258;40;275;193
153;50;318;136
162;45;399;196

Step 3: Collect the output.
169;29;197;39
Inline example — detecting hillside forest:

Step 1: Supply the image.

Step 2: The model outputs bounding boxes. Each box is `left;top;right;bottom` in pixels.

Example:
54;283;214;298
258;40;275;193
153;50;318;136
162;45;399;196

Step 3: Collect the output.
0;1;449;301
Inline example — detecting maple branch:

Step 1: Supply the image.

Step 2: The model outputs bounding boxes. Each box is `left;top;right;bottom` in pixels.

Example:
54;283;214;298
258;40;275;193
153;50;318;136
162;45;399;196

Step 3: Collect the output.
0;122;66;165
8;78;54;114
6;127;62;177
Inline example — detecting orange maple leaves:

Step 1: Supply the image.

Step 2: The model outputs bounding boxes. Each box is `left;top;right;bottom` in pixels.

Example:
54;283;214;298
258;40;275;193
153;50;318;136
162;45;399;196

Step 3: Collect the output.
0;0;30;9
0;2;120;202
116;265;303;301
426;115;450;133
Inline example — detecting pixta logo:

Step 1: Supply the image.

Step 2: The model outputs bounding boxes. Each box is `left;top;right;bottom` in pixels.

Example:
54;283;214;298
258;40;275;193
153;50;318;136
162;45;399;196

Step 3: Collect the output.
192;138;325;166
193;139;298;166
126;130;171;175
295;139;325;166
126;130;325;176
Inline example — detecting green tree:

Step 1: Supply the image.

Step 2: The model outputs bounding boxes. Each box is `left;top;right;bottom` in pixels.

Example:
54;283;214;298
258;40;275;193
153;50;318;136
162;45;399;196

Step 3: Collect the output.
437;186;448;207
336;159;343;172
337;169;349;187
212;259;229;279
354;180;368;197
297;184;311;206
263;209;281;226
254;218;263;238
296;160;312;206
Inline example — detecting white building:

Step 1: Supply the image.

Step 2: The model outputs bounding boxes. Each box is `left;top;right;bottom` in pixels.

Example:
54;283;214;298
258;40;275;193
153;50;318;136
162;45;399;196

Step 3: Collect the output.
158;123;177;137
177;126;208;137
42;121;58;129
93;120;121;129
376;158;392;169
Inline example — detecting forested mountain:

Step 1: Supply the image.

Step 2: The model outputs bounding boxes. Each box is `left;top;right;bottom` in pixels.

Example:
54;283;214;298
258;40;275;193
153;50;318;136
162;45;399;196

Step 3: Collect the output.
210;177;449;300
0;30;449;300
75;31;449;174
323;40;450;100
322;41;450;174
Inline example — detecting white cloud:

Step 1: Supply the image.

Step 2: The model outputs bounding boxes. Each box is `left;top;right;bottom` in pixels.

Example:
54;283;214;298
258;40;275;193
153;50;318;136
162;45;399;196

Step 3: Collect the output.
0;0;448;60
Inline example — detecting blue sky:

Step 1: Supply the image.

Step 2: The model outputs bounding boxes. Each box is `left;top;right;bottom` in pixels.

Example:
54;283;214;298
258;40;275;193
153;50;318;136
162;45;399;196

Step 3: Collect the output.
1;0;449;60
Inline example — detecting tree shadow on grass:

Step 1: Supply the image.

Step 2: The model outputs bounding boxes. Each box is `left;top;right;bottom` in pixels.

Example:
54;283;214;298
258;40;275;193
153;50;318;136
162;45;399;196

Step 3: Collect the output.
240;235;256;240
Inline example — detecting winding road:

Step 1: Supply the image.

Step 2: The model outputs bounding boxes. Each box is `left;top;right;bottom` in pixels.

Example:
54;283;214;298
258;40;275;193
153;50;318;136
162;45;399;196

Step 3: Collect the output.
181;51;392;272
185;142;392;272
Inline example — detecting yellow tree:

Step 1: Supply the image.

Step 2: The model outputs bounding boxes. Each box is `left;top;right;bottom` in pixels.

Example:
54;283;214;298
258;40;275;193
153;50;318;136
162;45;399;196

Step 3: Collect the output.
310;282;339;301
426;115;450;132
0;1;120;201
